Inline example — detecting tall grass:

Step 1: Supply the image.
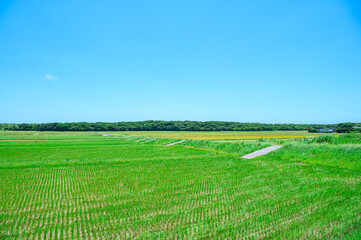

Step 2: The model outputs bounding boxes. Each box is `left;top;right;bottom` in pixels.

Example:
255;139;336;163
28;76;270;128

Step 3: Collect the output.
267;142;361;171
179;139;271;157
302;133;361;145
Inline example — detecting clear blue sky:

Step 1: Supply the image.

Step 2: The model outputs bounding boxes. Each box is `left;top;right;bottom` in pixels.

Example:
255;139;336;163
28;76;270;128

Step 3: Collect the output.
1;0;360;124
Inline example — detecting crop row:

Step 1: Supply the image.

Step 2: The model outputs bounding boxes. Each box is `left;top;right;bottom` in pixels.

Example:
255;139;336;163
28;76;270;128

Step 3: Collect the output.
1;151;360;239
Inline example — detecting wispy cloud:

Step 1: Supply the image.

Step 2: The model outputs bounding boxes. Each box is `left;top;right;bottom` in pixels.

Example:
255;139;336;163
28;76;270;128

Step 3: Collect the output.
43;73;58;82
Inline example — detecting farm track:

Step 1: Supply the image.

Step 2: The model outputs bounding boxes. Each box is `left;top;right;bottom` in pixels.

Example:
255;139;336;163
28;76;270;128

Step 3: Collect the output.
165;140;186;146
241;145;283;159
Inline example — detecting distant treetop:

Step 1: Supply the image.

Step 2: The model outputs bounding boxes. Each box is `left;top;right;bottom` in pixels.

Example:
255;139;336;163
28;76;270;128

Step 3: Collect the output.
1;121;355;132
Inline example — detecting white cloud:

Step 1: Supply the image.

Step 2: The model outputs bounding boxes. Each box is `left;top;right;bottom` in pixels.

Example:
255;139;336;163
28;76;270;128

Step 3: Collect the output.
43;73;58;82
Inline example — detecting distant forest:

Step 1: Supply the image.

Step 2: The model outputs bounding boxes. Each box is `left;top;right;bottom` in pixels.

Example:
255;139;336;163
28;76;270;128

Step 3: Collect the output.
1;121;360;132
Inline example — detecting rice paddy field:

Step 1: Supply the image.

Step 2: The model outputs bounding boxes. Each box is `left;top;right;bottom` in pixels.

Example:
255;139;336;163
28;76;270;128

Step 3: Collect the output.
1;131;361;239
120;130;324;140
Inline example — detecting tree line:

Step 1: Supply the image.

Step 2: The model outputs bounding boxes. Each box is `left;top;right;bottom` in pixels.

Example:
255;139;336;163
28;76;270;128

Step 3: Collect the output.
1;121;357;132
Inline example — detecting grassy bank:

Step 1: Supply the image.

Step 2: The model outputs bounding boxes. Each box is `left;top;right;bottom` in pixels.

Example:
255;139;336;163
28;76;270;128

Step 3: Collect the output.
179;139;271;157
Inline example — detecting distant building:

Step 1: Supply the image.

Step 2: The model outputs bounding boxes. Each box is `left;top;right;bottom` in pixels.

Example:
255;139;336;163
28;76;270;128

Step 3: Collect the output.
320;129;335;133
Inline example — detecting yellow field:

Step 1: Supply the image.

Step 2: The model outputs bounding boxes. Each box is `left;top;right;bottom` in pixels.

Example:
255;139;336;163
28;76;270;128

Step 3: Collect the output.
119;131;325;140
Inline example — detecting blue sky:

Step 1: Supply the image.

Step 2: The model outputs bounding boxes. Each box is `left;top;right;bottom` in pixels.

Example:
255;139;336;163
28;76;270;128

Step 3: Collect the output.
1;0;360;124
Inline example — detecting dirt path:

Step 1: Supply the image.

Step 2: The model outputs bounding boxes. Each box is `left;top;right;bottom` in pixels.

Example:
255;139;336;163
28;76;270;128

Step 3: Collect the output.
241;145;283;159
165;140;185;146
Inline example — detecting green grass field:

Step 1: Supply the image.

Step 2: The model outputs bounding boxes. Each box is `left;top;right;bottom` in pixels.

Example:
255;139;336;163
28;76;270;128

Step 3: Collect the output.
1;131;360;239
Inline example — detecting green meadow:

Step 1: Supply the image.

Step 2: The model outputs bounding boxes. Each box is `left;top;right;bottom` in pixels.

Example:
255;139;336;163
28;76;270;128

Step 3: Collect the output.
0;131;360;239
